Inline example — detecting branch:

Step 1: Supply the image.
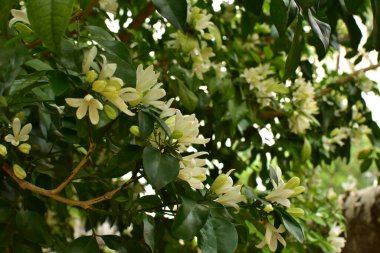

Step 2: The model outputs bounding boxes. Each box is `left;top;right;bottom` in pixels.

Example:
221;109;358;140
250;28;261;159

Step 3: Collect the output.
51;143;96;195
319;62;380;96
118;2;156;42
69;0;100;23
2;164;130;210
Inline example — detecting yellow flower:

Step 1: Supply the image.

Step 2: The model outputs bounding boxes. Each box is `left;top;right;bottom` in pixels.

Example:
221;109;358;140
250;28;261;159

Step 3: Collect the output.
18;143;31;154
13;164;27;180
65;94;103;125
256;223;287;252
4;117;32;146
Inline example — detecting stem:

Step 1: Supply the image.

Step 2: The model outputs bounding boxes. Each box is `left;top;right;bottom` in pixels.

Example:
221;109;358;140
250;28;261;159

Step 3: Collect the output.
50;142;96;195
69;0;100;23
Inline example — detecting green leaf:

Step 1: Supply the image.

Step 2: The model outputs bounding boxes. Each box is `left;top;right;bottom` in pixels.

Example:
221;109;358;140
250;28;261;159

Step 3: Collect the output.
0;0;13;34
85;25;114;40
198;217;238;253
66;236;100;253
270;0;288;34
13;236;42;253
26;0;74;53
16;210;51;244
276;209;304;243
25;59;53;71
344;0;364;14
177;80;198;112
295;0;319;9
48;70;69;96
152;0;187;32
143;215;156;252
360;158;373;172
138;195;163;209
307;9;331;52
172;197;210;240
143;109;172;137
102;145;142;178
139;110;155;139
102;235;128;253
283;16;303;80
269;166;279;186
142;146;180;190
242;0;264;16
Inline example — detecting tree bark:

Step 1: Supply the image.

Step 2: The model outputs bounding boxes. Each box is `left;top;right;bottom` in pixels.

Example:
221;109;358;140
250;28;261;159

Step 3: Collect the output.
342;186;380;253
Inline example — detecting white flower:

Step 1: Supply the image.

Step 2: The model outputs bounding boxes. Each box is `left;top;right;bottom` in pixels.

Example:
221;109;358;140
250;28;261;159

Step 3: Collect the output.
98;55;117;80
9;9;30;28
288;112;312;135
210;169;234;194
178;152;208;189
256;223;287;252
328;224;346;253
4;117;32;146
187;7;212;34
65;94;103;125
190;43;215;80
214;185;245;212
121;64;166;108
82;46;97;74
99;0;118;14
167;111;209;151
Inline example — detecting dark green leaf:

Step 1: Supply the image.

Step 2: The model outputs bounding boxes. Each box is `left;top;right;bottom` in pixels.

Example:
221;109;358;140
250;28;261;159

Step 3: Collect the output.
0;0;13;34
143;215;156;252
307;9;331;52
270;0;288;34
66;236;100;253
25;59;53;71
172;197;210;240
139;110;155;139
138;195;163;209
102;145;142;178
344;0;364;14
16;210;51;244
26;0;75;52
13;236;42;253
152;0;187;31
360;158;373;172
142;146;180;190
143;109;172;137
102;235;128;253
198;217;238;253
85;25;114;40
283;16;303;80
48;70;69;96
295;0;319;9
242;0;264;15
177;80;198;112
276;209;304;243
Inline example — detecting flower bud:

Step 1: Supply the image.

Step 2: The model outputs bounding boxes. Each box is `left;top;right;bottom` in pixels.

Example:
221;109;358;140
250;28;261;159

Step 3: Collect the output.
301;138;312;161
171;130;183;139
86;70;98;83
210;169;234;194
0;144;7;157
13;164;26;180
104;105;117;120
18;143;31;154
285;177;300;190
92;80;107;92
130;125;140;137
287;207;305;218
108;77;123;90
291;186;305;197
264;204;274;213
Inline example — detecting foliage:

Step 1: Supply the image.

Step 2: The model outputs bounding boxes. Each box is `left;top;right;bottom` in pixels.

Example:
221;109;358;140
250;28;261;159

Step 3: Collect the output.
0;0;379;252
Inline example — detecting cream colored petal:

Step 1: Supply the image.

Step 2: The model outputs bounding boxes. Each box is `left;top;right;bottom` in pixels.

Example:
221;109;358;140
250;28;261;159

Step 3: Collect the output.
268;234;278;252
82;46;97;73
76;104;88;119
277;234;287;247
256;239;266;249
12;118;21;137
121;92;141;102
136;64;159;91
143;89;166;102
4;134;16;145
89;104;100;125
19;123;32;137
9;9;30;27
91;99;103;110
18;134;29;142
65;98;84;108
99;63;117;80
109;97;135;116
277;224;286;233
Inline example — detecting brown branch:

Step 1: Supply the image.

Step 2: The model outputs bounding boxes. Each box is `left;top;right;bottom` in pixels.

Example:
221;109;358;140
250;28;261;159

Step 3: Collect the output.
51;143;96;195
319;62;380;96
118;2;156;42
2;164;128;210
69;0;100;23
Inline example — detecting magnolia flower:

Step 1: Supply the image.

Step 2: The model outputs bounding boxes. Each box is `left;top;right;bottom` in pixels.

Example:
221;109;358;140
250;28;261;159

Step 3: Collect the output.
4;117;32;146
178;152;208;189
166;111;209;151
65;94;103;125
256;223;287;252
214;185;245;212
82;46;97;74
9;9;30;28
121;64;166;108
328;224;346;253
99;0;118;14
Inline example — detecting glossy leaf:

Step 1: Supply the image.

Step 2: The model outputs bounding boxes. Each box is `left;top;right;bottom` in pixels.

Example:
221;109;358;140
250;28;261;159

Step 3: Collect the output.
198;217;238;253
142;146;180;189
143;215;156;252
26;0;74;52
270;0;288;34
276;209;305;243
283;16;303;80
66;236;100;253
152;0;187;32
172;197;210;240
16;210;51;244
139;110;155;139
13;236;42;253
48;70;69;96
102;235;128;253
307;9;331;52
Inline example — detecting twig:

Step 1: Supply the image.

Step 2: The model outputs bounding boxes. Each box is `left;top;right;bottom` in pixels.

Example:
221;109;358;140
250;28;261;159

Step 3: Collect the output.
118;2;156;42
2;164;132;210
50;143;96;194
69;0;100;23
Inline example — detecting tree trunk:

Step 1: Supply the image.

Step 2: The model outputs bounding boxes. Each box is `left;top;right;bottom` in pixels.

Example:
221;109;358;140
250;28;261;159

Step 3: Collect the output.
342;186;380;253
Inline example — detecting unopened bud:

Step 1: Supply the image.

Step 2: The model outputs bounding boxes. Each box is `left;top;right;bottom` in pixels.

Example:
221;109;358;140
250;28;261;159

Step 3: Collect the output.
108;77;123;90
13;164;26;180
287;207;305;218
285;177;300;190
264;204;274;213
291;186;305;197
86;70;98;83
104;105;117;120
171;130;183;139
301;138;312;161
18;143;31;154
0;144;7;156
92;80;107;92
210;170;234;194
130;125;140;137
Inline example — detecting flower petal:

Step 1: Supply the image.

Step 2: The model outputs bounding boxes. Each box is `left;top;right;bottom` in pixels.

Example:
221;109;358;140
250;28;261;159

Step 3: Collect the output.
12;118;21;137
76;104;88;119
19;123;32;137
65;98;84;108
89;103;100;125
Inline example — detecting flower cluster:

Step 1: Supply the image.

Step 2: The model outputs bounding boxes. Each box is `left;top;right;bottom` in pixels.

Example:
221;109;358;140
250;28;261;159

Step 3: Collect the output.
327;224;346;253
167;7;219;80
288;78;319;135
